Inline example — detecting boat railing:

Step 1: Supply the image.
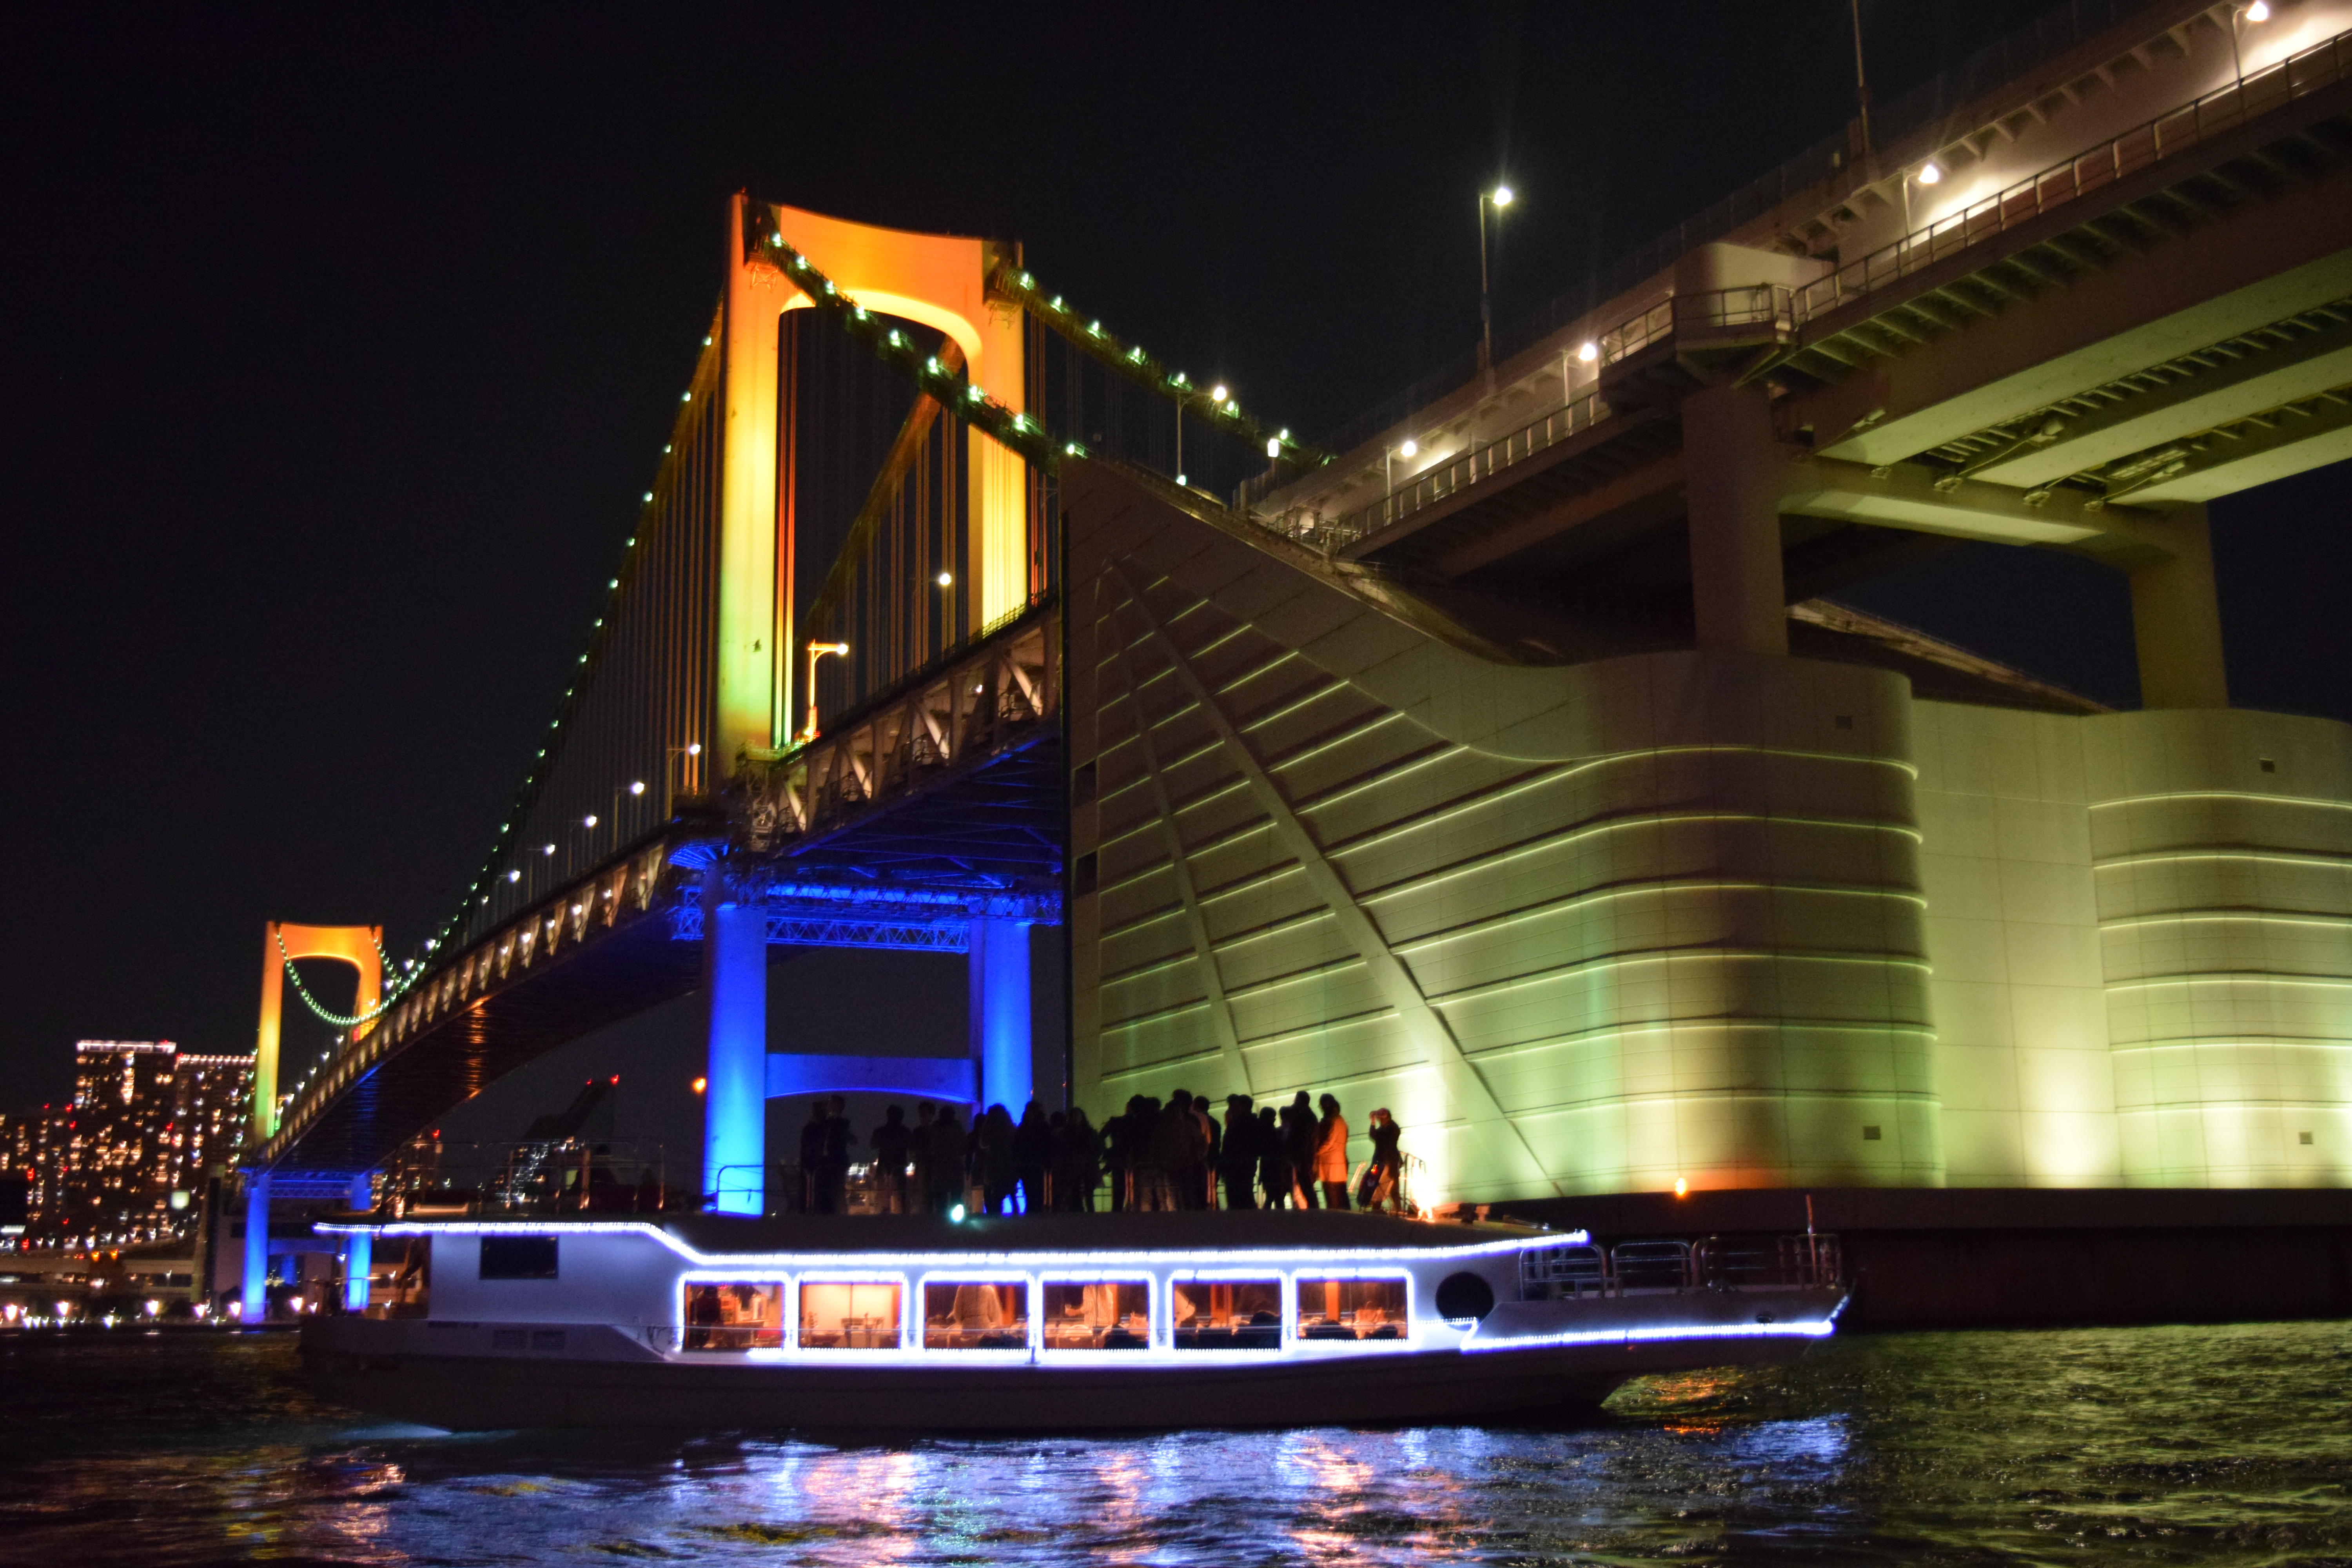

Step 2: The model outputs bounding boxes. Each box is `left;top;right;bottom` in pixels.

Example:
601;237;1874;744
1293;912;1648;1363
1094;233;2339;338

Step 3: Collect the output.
1697;1233;1844;1292
1520;1233;1843;1300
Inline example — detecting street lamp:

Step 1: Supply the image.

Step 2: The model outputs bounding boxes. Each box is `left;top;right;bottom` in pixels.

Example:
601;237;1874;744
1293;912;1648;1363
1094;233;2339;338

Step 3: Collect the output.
1385;438;1420;524
802;641;851;742
663;741;702;809
1479;184;1515;377
2230;1;2269;83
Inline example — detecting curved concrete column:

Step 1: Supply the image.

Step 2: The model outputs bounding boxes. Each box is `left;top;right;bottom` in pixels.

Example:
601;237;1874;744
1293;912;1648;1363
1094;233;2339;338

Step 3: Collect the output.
2089;707;2352;1185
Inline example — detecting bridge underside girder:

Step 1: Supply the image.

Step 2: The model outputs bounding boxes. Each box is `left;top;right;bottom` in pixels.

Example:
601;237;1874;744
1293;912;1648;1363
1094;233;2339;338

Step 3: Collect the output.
1308;71;2352;643
258;632;1066;1180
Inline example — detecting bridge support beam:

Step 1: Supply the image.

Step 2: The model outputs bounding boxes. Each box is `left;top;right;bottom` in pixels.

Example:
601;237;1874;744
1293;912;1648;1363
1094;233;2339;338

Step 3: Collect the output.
969;918;1033;1112
241;1172;270;1319
1682;381;1789;656
341;1172;372;1312
702;876;770;1215
2129;504;2229;710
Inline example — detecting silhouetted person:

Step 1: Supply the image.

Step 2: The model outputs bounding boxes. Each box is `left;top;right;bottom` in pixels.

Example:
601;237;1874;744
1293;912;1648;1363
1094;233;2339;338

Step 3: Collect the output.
1139;1095;1186;1211
910;1102;935;1207
1256;1105;1292;1209
872;1104;912;1214
1217;1094;1258;1210
1152;1093;1205;1211
1013;1100;1051;1215
927;1107;968;1214
797;1100;829;1212
1102;1099;1136;1211
1053;1106;1100;1211
1314;1093;1351;1210
977;1103;1017;1215
1282;1091;1320;1208
1361;1107;1403;1212
819;1094;853;1214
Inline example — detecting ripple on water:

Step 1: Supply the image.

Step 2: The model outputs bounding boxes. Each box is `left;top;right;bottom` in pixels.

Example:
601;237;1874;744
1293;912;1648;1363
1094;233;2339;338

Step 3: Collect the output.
0;1321;2349;1565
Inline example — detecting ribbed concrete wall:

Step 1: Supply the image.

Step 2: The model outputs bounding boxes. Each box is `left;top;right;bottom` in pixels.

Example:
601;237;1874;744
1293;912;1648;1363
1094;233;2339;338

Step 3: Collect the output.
2087;709;2352;1186
1068;469;1942;1203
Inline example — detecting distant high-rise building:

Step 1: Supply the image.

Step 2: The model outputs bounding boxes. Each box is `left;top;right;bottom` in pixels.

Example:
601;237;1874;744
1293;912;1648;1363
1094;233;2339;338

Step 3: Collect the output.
0;1107;66;1246
169;1053;253;1199
64;1041;181;1246
0;1042;254;1249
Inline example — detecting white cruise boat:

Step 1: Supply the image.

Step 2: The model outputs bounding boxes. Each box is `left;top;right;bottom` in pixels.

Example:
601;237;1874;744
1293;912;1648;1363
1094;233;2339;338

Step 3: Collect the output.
302;1210;1845;1431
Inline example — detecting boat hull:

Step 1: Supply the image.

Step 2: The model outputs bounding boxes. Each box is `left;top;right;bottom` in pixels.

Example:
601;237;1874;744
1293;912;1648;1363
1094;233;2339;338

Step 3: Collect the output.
300;1301;1837;1433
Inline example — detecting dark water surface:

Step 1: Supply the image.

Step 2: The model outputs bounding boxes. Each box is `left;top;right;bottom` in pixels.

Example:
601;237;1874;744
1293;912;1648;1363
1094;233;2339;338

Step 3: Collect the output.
2;1322;2348;1566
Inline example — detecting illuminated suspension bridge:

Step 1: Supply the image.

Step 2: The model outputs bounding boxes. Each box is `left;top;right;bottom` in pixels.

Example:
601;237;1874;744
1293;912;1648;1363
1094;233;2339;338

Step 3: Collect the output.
236;195;1308;1307
243;0;2352;1319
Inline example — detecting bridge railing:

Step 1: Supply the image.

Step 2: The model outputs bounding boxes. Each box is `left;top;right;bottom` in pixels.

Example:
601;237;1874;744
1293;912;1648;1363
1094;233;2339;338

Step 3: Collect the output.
1310;388;1608;548
1305;285;1792;548
1795;24;2352;323
1276;25;2352;557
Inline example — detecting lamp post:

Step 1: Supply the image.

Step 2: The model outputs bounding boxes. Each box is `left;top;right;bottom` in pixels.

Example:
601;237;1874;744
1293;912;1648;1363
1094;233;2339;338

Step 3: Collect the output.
1850;0;1873;156
1385;438;1418;526
606;779;647;855
802;641;851;743
664;741;702;812
1478;185;1514;379
2230;1;2269;86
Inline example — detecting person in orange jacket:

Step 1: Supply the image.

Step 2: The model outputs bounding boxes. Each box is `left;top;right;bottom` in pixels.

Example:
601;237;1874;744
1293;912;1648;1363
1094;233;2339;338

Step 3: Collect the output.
1312;1093;1352;1210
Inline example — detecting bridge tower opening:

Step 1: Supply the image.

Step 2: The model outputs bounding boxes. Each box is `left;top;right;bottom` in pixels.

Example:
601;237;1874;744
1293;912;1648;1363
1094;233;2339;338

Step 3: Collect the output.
247;921;382;1317
717;194;1028;768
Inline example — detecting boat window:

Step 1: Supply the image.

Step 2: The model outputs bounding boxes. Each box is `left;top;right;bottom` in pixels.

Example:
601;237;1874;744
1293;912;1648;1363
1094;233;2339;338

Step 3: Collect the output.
1040;1281;1151;1350
1295;1277;1408;1341
382;1236;430;1319
1171;1279;1282;1349
922;1281;1029;1350
798;1280;903;1350
682;1282;785;1350
478;1235;558;1280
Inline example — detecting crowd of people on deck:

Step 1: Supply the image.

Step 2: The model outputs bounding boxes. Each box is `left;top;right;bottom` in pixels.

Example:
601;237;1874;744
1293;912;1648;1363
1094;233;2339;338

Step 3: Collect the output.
787;1090;1408;1216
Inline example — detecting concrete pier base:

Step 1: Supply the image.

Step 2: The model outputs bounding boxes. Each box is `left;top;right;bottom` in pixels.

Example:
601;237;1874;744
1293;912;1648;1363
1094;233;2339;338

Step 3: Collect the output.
1498;1187;2352;1330
342;1172;372;1312
241;1173;270;1319
703;879;769;1216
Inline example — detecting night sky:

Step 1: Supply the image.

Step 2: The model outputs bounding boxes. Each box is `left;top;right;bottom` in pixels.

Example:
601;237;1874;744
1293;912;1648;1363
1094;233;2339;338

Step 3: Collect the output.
4;4;2346;1144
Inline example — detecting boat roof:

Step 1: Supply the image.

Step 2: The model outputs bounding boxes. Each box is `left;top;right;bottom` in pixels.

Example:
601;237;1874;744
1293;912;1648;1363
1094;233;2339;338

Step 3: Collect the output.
666;1210;1550;1255
386;1209;1556;1255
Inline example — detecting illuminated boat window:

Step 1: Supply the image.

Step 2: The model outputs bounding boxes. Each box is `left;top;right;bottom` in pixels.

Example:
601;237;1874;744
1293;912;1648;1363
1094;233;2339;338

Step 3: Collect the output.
1040;1281;1151;1349
922;1281;1029;1350
1171;1279;1281;1350
799;1280;903;1350
681;1282;784;1351
1296;1277;1408;1341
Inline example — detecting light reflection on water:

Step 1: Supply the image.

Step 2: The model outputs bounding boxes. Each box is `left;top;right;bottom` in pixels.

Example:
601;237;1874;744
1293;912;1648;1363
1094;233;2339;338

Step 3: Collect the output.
0;1321;2347;1565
